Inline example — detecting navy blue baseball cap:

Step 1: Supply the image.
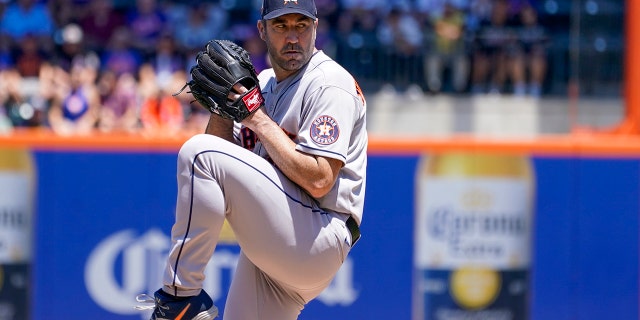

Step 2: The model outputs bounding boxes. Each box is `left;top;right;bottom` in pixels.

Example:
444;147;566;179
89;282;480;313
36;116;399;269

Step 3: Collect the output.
261;0;317;20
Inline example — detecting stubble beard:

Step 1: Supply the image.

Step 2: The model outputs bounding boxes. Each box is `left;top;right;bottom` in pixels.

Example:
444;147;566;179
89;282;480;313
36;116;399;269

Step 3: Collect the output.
266;36;315;74
273;46;307;73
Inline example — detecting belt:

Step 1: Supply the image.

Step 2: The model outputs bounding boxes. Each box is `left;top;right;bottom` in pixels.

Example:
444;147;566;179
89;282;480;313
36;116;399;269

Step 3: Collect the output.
346;216;361;246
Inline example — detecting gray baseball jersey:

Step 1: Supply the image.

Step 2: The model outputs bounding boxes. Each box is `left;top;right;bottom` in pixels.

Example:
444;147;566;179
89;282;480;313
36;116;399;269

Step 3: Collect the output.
237;50;367;224
162;50;367;319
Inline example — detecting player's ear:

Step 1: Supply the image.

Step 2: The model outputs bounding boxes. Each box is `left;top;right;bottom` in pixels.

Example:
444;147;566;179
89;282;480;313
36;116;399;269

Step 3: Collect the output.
257;20;266;41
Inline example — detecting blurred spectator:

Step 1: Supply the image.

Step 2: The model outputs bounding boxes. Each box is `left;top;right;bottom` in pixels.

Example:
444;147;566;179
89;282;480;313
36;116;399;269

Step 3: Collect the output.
4;33;50;127
242;31;269;74
48;0;85;30
48;61;100;135
415;0;469;17
173;2;227;62
0;70;10;133
377;7;424;93
316;0;340;26
0;23;12;120
316;17;337;58
507;0;531;17
336;0;382;78
0;69;20;106
159;0;188;27
0;56;9;133
313;0;341;58
0;28;12;71
0;0;54;52
13;33;48;78
96;70;139;133
338;0;389;28
138;64;184;136
1;69;48;128
511;4;548;97
146;32;185;92
470;0;519;94
424;2;469;93
101;27;142;76
183;101;209;135
466;0;493;32
337;0;382;36
126;0;168;59
51;23;100;73
0;69;25;127
79;0;126;55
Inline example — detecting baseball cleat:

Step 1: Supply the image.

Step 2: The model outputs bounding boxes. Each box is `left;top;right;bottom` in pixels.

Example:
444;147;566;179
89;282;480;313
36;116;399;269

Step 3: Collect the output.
136;288;218;320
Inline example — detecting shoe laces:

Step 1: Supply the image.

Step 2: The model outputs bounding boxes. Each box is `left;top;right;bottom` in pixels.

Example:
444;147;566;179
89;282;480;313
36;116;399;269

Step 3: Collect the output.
134;294;168;314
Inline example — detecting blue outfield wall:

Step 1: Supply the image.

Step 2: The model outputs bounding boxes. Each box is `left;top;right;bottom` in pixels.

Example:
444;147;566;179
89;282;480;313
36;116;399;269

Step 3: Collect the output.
29;150;638;320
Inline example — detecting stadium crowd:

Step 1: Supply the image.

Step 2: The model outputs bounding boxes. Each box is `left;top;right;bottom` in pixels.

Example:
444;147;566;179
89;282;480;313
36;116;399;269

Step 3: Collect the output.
0;0;550;135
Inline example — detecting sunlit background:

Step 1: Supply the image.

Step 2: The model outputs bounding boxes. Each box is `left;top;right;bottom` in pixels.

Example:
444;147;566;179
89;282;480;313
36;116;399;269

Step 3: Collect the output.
0;0;626;136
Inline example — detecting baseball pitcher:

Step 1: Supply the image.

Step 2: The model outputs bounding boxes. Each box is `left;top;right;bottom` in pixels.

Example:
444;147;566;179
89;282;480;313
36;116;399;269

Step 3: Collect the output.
136;0;367;319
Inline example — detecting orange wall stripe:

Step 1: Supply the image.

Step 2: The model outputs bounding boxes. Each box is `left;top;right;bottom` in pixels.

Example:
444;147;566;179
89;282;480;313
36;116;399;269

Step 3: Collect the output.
2;129;640;157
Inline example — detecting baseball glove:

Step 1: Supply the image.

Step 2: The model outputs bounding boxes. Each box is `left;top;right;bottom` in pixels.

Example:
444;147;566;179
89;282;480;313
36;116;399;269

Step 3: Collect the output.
179;39;264;122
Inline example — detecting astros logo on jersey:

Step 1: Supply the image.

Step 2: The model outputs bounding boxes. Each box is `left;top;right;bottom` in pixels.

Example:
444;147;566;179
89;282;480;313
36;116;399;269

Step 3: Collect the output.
310;115;340;145
284;0;298;4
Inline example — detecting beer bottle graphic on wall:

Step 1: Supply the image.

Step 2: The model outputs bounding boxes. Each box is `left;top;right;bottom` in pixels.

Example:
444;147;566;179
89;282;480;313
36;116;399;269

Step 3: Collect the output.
0;148;35;320
412;153;534;320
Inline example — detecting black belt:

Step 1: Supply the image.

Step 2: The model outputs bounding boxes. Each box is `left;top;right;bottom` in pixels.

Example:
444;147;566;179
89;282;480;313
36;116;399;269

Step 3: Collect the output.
346;216;361;246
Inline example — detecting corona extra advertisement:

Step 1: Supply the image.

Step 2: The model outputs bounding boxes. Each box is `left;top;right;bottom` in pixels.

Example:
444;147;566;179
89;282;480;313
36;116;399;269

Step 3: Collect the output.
413;153;533;320
0;148;35;320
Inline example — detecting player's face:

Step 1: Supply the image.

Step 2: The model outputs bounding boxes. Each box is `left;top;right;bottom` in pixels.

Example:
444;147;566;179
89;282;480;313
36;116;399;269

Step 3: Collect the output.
259;14;317;80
